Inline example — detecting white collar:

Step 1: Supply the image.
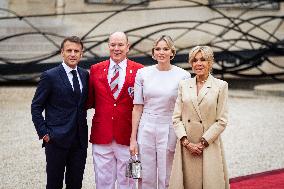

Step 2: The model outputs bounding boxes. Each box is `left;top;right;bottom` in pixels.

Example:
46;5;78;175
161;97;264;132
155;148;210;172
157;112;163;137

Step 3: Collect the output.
62;62;78;74
109;58;127;70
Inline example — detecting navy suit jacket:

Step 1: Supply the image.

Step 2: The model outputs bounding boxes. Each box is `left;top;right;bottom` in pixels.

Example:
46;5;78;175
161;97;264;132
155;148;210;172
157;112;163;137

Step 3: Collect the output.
31;64;89;149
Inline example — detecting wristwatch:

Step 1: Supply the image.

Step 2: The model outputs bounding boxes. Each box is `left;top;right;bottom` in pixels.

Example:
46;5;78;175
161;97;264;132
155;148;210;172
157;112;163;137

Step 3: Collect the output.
200;137;209;147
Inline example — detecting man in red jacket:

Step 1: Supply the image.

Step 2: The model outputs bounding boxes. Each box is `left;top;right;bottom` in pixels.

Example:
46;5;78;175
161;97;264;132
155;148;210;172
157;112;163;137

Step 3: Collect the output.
87;31;143;189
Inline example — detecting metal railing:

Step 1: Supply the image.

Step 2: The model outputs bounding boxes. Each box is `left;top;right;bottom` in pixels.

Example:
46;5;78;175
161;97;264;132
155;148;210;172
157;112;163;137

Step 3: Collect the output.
0;0;283;82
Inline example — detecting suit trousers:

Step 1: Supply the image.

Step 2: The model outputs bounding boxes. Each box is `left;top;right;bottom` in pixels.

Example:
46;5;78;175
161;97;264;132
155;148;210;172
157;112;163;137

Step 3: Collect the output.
92;141;135;189
137;112;176;189
45;137;87;189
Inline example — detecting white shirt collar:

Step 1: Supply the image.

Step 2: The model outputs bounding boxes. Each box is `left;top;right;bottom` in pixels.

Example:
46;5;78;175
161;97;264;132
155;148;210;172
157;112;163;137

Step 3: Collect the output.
62;62;78;74
109;58;127;70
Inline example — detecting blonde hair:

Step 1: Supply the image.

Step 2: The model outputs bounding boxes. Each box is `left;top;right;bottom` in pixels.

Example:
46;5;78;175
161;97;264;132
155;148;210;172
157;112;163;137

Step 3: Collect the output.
189;45;214;71
152;35;176;60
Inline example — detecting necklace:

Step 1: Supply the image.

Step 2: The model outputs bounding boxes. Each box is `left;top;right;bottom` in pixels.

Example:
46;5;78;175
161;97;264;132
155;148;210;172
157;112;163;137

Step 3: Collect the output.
196;75;208;84
198;79;207;83
197;78;207;84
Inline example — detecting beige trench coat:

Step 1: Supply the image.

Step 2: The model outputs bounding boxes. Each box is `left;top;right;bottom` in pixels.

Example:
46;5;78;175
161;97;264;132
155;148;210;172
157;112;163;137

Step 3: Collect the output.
169;74;230;189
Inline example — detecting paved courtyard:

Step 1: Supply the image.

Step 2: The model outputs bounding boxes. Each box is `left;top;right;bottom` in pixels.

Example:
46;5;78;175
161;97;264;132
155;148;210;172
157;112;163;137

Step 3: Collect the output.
1;86;284;189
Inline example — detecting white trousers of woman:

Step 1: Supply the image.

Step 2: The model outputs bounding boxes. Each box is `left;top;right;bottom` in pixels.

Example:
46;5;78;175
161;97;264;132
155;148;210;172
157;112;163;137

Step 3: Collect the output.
137;112;176;189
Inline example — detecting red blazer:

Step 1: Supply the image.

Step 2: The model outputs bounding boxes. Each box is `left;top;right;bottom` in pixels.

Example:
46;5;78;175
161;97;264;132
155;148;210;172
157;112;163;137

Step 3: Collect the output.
87;59;143;145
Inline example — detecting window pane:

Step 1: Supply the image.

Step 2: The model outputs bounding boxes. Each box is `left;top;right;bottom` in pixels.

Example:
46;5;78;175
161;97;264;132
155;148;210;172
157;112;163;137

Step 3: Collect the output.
209;0;280;10
85;0;149;5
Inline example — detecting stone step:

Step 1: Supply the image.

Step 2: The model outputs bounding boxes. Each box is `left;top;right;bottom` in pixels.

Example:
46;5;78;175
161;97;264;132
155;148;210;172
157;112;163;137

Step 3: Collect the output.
0;34;62;42
0;20;65;36
0;51;60;62
0;44;58;51
254;83;284;97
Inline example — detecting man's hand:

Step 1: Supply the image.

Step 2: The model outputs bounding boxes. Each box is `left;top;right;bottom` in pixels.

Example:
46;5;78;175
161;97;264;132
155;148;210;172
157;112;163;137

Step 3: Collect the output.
43;134;50;143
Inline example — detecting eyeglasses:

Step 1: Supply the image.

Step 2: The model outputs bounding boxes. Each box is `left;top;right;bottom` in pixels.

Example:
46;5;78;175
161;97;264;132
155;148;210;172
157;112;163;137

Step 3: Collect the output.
192;58;206;63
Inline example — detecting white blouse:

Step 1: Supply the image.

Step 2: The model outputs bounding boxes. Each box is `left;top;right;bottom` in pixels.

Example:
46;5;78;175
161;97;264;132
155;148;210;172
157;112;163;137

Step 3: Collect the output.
134;65;191;116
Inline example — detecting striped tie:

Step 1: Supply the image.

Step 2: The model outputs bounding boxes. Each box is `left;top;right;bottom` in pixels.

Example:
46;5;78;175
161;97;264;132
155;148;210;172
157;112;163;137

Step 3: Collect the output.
110;64;120;99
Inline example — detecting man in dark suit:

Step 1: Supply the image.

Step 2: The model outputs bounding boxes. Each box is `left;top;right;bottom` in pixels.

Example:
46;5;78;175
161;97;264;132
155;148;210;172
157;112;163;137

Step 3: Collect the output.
31;36;89;189
87;32;143;189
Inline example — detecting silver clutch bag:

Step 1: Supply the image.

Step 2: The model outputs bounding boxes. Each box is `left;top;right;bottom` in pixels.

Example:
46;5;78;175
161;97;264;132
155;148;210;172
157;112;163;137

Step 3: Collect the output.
125;154;142;179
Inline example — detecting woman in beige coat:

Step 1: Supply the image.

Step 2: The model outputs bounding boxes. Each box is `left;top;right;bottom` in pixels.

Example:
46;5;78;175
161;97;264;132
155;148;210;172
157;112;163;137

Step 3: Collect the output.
169;46;230;189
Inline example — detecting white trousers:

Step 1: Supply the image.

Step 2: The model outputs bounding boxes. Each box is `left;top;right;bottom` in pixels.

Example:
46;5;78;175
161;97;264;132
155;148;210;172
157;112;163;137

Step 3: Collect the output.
92;141;135;189
137;113;176;189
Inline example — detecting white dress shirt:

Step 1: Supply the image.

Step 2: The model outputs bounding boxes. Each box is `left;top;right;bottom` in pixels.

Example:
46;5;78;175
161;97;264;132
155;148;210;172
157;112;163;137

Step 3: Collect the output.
107;58;127;95
62;62;82;92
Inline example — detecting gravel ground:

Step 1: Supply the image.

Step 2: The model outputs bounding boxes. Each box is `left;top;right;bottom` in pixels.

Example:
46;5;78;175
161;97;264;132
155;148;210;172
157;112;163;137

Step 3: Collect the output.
1;86;284;189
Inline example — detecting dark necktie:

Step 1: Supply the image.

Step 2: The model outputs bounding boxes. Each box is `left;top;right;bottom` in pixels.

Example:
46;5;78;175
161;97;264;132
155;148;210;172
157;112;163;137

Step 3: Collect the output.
71;70;81;99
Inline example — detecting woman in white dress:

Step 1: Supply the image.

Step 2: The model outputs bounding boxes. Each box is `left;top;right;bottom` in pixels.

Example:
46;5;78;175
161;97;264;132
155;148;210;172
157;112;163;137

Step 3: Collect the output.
129;35;191;189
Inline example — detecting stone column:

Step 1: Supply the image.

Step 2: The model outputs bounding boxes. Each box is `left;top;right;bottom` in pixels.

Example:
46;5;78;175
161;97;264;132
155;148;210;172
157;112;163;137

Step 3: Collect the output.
56;0;65;14
0;0;9;17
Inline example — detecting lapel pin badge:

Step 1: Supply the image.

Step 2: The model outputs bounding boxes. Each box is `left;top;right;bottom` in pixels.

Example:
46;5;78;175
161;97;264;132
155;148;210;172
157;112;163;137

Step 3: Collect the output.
128;87;134;99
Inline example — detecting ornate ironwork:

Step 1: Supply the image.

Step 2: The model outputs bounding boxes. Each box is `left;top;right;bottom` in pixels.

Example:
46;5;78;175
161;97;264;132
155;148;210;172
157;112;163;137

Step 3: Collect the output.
0;0;283;82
